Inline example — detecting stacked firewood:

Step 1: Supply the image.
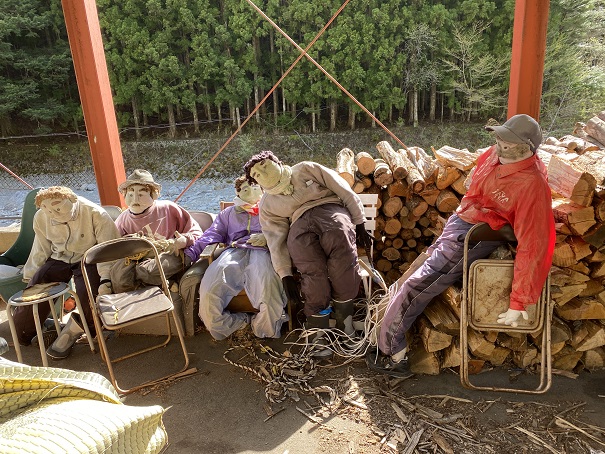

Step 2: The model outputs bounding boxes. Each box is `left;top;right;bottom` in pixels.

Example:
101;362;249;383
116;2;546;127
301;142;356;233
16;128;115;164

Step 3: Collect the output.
335;111;605;375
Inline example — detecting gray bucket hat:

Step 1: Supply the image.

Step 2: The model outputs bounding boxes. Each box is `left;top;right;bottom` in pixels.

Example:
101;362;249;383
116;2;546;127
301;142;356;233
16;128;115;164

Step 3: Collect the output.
485;114;542;152
118;169;162;194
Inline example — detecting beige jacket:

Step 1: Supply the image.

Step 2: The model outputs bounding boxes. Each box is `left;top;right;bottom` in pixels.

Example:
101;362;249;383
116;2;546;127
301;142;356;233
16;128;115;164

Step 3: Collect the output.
259;161;365;278
23;197;120;281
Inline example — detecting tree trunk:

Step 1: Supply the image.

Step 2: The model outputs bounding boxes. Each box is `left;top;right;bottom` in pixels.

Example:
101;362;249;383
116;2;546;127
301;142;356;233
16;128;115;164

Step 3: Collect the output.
330;101;337;132
429;82;436;121
311;102;316;133
131;97;142;140
348;106;355;130
412;87;419;128
167;103;176;138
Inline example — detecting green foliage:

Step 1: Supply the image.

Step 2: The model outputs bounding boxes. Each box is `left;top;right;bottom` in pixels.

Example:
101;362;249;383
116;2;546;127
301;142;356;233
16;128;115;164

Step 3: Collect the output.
1;0;604;138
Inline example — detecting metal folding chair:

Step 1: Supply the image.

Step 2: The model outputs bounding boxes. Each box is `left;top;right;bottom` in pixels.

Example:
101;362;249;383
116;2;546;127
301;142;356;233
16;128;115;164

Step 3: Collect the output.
82;236;190;395
460;222;552;394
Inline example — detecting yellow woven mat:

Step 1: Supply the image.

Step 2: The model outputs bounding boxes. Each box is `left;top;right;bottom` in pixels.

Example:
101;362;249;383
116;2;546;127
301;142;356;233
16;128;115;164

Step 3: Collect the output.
0;360;167;454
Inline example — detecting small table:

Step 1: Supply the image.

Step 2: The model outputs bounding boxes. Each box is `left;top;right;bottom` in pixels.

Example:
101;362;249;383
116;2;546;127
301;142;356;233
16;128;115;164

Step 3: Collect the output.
6;282;95;366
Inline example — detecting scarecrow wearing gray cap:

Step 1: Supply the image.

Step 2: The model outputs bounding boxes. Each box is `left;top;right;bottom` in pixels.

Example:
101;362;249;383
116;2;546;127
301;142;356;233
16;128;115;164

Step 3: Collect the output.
108;169;203;293
369;114;555;377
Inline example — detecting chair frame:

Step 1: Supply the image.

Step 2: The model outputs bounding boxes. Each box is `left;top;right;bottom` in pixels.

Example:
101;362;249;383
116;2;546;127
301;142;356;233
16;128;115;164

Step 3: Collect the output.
460;222;552;394
82;236;189;395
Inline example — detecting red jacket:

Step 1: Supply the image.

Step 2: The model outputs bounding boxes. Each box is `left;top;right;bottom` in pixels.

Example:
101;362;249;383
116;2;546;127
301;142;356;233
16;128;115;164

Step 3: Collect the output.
457;146;555;310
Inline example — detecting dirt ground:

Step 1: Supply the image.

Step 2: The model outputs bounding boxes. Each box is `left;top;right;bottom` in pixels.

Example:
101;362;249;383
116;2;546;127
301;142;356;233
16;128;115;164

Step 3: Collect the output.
2;308;604;454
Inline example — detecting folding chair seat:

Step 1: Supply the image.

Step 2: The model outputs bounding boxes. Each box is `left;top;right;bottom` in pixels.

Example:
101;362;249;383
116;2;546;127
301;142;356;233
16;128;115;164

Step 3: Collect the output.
82;236;189;395
460;222;552;394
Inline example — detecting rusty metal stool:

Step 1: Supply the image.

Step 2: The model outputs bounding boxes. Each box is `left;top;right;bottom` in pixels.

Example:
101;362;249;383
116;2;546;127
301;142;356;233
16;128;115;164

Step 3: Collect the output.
460;222;552;394
6;282;95;366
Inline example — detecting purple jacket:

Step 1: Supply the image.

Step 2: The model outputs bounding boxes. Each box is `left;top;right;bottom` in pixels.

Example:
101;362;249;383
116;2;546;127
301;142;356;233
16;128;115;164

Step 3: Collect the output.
184;206;265;263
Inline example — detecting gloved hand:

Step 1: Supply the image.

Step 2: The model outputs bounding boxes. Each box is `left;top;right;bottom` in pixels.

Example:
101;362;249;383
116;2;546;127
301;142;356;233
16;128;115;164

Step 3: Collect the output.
247;233;267;247
98;282;113;296
355;223;373;251
282;275;302;306
497;308;528;328
184;255;192;268
167;231;188;255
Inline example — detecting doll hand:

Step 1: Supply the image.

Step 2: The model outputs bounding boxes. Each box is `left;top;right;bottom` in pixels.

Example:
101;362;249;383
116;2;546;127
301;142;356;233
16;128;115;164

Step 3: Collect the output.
168;232;188;255
497;308;528;328
282;275;302;306
98;282;113;296
247;233;267;247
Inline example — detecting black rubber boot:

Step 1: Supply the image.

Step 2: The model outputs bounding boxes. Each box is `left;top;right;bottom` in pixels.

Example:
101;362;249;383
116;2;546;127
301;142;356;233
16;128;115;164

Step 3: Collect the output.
333;299;354;335
305;313;332;358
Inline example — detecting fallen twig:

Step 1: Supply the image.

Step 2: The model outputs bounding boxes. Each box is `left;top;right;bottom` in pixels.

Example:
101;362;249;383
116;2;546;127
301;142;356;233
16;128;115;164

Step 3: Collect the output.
514;426;560;454
555;416;605;447
263;407;285;422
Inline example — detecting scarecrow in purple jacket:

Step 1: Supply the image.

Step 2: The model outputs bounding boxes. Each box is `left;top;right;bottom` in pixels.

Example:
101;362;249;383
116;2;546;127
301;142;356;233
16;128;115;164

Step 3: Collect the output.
184;176;287;340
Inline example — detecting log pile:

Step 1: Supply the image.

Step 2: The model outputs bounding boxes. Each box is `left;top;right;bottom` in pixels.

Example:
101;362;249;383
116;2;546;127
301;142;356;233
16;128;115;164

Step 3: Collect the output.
335;111;605;375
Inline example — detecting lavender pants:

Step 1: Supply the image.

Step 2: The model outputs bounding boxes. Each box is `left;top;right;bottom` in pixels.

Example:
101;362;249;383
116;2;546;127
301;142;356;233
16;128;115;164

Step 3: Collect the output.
378;214;504;356
287;204;360;316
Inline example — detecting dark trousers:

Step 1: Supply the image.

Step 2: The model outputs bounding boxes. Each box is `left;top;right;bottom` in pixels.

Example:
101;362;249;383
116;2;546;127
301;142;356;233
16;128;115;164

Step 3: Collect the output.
287;204;360;316
378;215;504;355
13;258;99;345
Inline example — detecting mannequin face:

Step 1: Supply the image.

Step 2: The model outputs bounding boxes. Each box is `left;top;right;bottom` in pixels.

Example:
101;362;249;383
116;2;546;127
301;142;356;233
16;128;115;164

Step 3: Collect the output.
495;136;531;162
40;198;75;223
125;184;155;214
237;181;263;204
249;159;282;189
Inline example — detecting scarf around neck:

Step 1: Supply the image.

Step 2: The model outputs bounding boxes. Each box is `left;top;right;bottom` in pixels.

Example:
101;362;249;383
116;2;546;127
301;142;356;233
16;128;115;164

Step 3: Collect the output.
264;164;294;195
233;196;259;215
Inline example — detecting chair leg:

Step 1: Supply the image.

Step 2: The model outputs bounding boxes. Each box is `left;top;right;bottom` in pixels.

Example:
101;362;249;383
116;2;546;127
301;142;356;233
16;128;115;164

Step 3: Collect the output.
6;305;24;363
70;290;95;353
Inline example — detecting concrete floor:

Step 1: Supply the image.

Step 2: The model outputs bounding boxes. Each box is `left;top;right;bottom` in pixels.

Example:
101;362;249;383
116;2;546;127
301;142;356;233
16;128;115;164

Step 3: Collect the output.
1;303;604;454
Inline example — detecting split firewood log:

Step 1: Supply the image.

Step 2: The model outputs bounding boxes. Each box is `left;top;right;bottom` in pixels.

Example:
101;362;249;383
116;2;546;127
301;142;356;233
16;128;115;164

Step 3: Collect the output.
553;345;583;371
585;115;605;146
442;340;461;368
433;145;478;171
423;299;459;335
387;180;408;197
450;174;468;196
583;347;605;370
435;189;459;213
408;343;441;375
552;198;596;236
382;196;403;217
419;184;440;206
373;159;394;187
555;297;605;320
574;122;605;149
336;148;356;187
575;320;605;351
376;141;410;180
384;217;402;236
355;151;376;176
571;150;605;185
406;195;429;218
435;163;461;190
418;317;452;352
547;154;597;207
558;134;601;153
407;147;438;184
382;247;401;261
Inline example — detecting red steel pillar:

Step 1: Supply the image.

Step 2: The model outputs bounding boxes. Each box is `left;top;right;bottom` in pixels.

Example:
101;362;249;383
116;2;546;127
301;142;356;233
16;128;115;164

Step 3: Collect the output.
507;0;550;121
61;0;125;207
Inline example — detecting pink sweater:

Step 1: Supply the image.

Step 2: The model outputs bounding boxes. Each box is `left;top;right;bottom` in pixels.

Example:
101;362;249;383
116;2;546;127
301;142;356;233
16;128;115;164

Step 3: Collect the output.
115;200;202;247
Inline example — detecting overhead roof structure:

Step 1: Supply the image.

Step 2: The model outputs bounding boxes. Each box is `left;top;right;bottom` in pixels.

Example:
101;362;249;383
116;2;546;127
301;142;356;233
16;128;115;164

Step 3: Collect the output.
60;0;550;206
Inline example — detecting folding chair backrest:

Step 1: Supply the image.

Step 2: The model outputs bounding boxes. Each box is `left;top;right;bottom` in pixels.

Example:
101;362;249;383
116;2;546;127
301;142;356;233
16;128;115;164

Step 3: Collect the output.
84;237;153;265
466;223;517;243
356;193;380;297
102;205;123;221
190;211;215;231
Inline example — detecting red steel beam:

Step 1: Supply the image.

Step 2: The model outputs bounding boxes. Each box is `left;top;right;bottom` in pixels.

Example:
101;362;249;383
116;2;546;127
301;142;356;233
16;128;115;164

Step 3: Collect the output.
61;0;126;207
507;0;550;121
